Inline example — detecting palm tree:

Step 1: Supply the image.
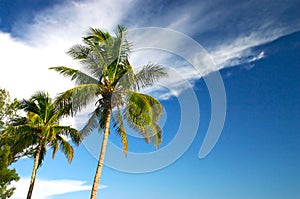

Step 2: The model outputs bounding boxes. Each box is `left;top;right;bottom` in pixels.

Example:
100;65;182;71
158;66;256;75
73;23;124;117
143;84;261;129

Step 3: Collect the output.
50;25;167;199
5;91;80;199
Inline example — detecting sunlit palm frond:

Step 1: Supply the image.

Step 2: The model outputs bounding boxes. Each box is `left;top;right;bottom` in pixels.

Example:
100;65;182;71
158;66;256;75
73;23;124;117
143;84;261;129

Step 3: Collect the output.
57;135;74;162
124;91;164;145
137;93;163;122
50;138;59;159
124;92;153;142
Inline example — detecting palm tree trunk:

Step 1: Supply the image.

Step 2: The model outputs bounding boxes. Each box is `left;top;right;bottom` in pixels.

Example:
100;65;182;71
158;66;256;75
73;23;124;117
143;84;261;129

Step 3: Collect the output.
26;143;42;199
90;109;112;199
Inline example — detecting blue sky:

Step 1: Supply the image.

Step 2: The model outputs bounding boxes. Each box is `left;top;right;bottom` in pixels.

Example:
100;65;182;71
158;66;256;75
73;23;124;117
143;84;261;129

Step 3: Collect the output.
0;0;300;198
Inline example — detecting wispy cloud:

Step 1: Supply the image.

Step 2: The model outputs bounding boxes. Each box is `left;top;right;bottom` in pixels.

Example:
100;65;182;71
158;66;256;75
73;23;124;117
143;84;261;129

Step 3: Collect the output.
123;0;300;98
127;0;300;65
11;178;107;199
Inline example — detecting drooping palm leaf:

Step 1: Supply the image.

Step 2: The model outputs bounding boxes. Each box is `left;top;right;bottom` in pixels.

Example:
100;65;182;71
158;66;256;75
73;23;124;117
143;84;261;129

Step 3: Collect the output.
80;111;100;138
55;84;99;116
112;106;128;155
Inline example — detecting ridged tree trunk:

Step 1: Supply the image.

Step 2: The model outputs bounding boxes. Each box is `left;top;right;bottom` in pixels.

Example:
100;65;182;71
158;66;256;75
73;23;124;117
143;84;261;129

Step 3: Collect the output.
90;109;112;199
26;143;42;199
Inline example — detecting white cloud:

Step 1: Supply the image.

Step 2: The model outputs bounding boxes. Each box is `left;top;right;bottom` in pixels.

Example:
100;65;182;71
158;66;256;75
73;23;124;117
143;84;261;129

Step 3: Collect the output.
11;178;106;199
0;0;134;100
1;0;299;103
0;31;75;99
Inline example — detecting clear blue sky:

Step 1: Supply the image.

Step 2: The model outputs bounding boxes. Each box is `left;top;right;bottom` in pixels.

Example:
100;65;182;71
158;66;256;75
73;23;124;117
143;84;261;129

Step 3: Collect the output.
1;0;300;199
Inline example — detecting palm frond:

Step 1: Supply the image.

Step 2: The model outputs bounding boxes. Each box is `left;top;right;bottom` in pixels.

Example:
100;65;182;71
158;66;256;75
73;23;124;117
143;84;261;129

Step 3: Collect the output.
52;126;80;146
112;107;128;155
51;139;59;159
79;50;106;79
134;63;167;90
3;125;40;160
80;110;100;138
137;93;163;122
49;66;98;85
84;27;112;45
147;123;163;148
124;92;164;144
58;135;74;162
19;99;40;116
37;144;47;168
55;84;99;116
67;44;90;59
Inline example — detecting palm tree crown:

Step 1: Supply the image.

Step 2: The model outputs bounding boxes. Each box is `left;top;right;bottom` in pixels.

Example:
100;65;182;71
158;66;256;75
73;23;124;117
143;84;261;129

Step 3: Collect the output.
50;25;167;199
5;91;80;199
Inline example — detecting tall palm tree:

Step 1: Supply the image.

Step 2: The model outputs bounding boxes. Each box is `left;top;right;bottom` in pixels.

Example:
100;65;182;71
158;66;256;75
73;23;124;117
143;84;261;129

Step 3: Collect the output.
5;91;80;199
50;25;167;199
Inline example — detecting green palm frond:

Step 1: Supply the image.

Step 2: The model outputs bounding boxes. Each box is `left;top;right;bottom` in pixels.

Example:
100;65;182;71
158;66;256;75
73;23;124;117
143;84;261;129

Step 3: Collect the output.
134;63;167;90
67;44;107;80
57;135;74;162
112;106;128;155
137;93;163;122
4;124;40;159
52;126;81;146
20;91;54;124
5;124;40;139
124;91;164;146
51;138;59;159
27;112;44;126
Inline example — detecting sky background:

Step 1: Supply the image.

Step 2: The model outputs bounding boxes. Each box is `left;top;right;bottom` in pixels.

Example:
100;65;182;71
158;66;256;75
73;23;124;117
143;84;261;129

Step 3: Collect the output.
0;0;300;198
